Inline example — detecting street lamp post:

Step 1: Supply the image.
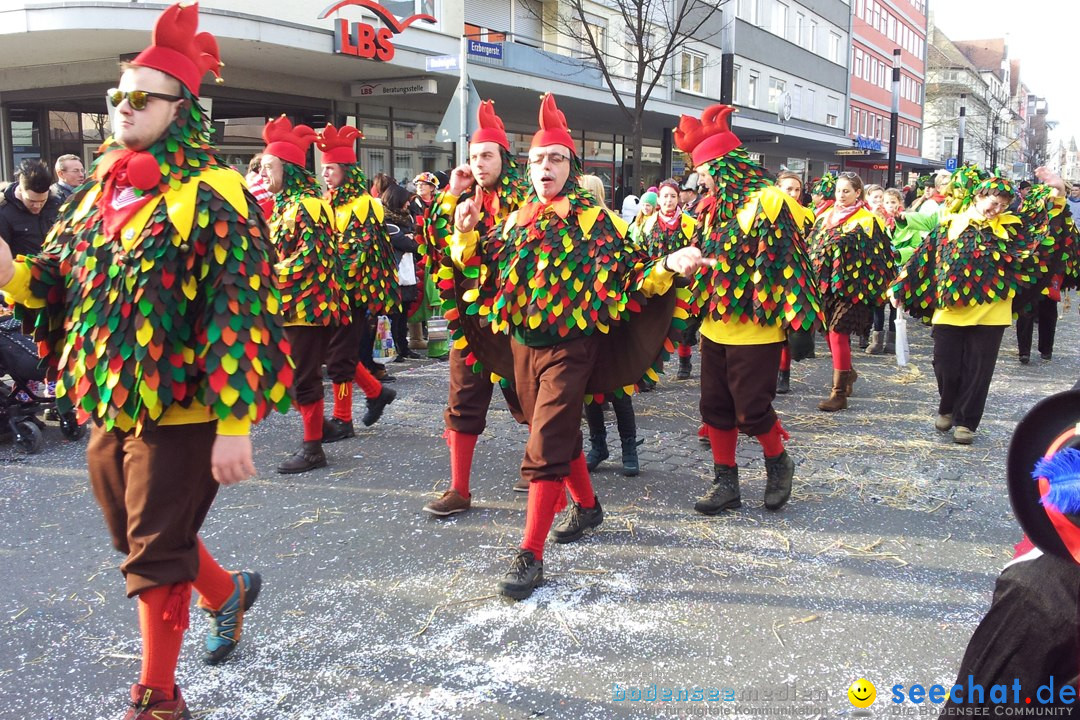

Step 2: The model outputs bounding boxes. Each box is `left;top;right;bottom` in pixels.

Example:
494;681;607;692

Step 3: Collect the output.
887;48;901;189
957;93;966;166
991;115;999;170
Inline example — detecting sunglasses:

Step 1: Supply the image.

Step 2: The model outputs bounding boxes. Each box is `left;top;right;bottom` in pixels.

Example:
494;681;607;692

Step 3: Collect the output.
106;88;183;111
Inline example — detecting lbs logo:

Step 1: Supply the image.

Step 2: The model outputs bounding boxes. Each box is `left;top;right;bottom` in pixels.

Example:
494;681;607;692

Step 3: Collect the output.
320;0;436;62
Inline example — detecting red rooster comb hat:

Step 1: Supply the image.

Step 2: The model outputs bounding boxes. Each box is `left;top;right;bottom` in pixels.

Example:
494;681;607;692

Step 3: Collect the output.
316;124;362;165
471;100;510;151
262;115;317;167
674;104;741;167
131;2;223;97
531;93;575;153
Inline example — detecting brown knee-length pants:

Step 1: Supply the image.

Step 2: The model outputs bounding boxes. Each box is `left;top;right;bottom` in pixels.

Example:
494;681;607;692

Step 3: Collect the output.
512;337;598;483
86;421;219;597
699;337;783;437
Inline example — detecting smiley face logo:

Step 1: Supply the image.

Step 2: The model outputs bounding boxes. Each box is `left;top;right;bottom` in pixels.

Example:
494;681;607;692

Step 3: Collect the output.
848;678;876;708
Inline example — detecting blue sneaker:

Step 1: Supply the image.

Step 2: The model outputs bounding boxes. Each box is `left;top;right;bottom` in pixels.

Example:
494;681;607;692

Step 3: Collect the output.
198;571;261;665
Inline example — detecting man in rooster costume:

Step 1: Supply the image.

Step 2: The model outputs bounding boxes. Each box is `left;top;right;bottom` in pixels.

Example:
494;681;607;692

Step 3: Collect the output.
316;123;397;439
673;104;823;516
0;4;293;717
420;100;529;517
449;94;705;599
260;116;347;473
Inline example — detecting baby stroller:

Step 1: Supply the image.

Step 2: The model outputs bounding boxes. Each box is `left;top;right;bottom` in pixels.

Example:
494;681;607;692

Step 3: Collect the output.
0;316;85;453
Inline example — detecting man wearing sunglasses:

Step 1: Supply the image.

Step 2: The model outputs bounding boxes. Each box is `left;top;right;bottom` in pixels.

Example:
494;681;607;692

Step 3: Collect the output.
449;93;711;599
0;4;293;718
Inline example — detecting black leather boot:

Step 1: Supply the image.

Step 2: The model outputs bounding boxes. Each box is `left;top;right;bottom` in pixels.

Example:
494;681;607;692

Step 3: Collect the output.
620;436;642;476
277;441;327;474
362;387;397;426
764;451;795;510
322;417;354;443
694;464;741;515
585;434;609;471
776;370;791;394
677;355;692;380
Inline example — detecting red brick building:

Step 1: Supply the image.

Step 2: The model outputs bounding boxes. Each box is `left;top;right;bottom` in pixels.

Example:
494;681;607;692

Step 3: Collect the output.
845;0;928;186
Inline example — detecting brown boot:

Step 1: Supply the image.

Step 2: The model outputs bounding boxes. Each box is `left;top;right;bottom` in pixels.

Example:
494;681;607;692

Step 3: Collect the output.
817;370;848;412
843;367;858;397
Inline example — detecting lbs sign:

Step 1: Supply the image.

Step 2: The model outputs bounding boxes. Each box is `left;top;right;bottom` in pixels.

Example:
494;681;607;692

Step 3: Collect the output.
320;0;436;62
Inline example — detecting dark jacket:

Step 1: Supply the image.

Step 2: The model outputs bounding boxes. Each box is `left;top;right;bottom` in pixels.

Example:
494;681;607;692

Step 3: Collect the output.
51;181;76;205
0;182;61;256
384;206;419;301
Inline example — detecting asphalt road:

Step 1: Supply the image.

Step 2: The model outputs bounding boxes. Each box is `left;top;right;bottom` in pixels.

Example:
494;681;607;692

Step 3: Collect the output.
2;308;1078;719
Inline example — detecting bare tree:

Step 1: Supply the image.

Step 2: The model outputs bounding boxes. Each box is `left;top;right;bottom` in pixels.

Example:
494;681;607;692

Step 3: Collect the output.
526;0;729;191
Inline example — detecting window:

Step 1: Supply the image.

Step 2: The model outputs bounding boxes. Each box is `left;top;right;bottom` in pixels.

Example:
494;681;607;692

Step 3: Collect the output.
851;108;859;133
773;2;788;39
809;20;818;52
829;33;842;64
795;13;805;45
853;48;863;77
678;50;705;94
863;55;871;81
943;135;955;159
887;14;896;41
805;87;816;120
827;95;840;127
768;77;787;111
739;0;759;24
733;64;742;103
748;72;759;106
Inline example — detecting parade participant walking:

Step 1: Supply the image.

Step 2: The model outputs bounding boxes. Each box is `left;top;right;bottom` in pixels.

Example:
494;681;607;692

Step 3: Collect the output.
317;123;397;438
866;188;905;355
260;115;347;472
578;174;643;477
448;94;702;598
674;104;822;516
772;171;815;392
807;172;895;412
642;179;700;380
0;4;293;716
421;100;528;516
890;172;1070;444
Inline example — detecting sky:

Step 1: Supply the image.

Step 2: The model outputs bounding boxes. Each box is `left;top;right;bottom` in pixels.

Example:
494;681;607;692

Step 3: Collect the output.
930;0;1079;152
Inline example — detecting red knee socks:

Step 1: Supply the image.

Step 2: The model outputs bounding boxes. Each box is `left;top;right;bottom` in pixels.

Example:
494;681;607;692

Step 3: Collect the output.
755;420;790;459
447;430;478;498
193;538;235;612
137;583;189;698
706;424;739;466
827;331;852;371
521;479;567;560
678;343;693;359
779;344;792;371
298;400;324;442
332;383;352;423
354;364;382;400
564;452;597;508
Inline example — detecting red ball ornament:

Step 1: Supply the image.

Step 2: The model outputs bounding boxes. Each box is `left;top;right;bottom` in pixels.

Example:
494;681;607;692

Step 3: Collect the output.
127;151;161;191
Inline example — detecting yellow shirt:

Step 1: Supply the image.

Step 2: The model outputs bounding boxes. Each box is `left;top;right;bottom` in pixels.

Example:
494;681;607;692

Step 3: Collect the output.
700;315;786;345
932;299;1012;327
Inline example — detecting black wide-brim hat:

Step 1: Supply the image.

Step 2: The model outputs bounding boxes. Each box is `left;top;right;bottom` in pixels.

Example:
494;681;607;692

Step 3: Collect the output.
1007;387;1080;560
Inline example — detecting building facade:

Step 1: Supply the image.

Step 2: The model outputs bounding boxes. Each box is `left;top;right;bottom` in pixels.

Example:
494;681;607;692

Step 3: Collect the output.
845;0;928;185
718;0;854;182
